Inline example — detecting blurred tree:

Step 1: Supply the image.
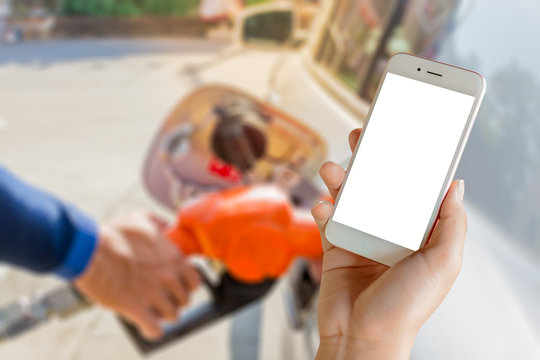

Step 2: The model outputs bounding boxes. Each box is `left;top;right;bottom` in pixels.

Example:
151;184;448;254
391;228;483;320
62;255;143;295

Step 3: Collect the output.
245;0;270;5
458;64;540;248
60;0;273;16
62;0;200;16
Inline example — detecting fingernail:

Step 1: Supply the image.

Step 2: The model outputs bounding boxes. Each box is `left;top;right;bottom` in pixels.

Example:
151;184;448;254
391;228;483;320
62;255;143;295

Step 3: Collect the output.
311;201;331;219
457;180;465;202
312;200;331;210
311;201;323;213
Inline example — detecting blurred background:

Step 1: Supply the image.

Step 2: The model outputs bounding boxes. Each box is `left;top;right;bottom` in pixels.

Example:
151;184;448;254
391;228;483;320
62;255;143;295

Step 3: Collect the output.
0;0;539;359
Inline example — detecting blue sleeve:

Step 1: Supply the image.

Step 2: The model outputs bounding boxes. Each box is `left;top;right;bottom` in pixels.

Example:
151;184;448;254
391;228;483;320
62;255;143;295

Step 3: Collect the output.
0;166;98;280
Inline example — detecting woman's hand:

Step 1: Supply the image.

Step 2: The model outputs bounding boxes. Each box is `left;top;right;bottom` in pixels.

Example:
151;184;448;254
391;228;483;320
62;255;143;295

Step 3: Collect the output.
312;129;468;359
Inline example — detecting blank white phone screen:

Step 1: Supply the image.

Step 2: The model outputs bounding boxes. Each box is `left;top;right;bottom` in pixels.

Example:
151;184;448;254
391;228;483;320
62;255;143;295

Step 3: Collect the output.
333;72;475;250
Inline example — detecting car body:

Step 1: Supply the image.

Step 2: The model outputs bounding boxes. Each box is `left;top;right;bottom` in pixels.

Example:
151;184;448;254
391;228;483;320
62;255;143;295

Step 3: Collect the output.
174;0;539;358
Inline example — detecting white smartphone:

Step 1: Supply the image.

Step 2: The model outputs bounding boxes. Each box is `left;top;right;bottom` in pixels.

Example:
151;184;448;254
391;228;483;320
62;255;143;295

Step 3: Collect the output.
325;53;486;266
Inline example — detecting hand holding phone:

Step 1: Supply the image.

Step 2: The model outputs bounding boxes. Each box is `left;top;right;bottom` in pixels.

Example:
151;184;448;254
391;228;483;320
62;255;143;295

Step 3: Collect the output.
326;53;485;265
312;129;468;359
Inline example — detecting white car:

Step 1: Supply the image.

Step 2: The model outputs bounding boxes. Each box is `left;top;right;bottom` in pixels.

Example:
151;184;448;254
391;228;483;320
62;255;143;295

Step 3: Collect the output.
184;0;540;359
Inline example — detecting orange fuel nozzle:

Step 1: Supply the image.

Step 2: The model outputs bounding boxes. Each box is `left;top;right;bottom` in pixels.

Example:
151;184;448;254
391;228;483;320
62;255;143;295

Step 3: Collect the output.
167;185;324;283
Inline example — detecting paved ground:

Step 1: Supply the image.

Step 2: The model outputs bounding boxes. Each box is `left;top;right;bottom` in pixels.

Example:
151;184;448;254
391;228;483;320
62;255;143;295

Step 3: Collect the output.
0;39;311;360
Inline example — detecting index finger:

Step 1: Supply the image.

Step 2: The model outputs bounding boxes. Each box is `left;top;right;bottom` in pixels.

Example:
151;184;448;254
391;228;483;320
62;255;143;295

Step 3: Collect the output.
318;129;362;200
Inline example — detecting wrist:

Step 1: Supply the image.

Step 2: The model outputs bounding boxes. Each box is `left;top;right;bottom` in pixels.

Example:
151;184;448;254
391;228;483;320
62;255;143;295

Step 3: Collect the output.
73;225;114;298
54;208;99;280
316;335;414;360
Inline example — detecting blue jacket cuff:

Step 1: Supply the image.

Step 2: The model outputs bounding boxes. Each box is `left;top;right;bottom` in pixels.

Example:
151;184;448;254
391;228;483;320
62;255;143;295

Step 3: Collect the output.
53;207;99;280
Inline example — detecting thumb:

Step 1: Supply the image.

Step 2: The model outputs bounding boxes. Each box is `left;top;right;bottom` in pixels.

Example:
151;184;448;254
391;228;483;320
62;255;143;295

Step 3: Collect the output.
421;180;468;272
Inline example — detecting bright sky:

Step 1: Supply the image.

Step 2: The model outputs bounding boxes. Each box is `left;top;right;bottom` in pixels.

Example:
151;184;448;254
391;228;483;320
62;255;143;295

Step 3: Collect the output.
446;0;540;77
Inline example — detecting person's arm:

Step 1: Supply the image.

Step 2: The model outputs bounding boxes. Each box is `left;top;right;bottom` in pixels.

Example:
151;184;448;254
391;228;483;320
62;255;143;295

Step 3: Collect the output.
0;166;200;339
0;166;97;278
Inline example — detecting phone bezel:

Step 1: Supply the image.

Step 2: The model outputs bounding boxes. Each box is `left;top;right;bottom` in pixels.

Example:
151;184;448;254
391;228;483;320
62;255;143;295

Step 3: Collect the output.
325;52;486;266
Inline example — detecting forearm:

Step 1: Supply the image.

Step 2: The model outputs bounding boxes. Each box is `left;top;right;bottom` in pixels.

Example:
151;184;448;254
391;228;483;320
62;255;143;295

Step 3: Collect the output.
316;335;414;360
0;166;98;279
